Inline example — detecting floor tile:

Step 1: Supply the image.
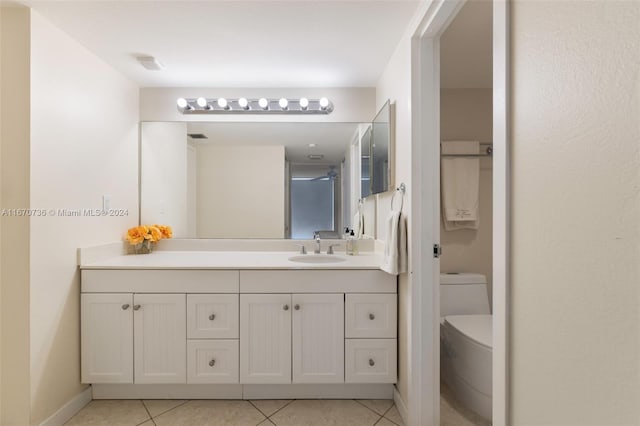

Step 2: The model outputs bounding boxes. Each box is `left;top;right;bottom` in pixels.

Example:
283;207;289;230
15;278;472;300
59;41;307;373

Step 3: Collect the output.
65;400;150;426
357;399;394;416
258;420;276;426
384;405;404;425
270;399;380;426
137;421;155;426
250;400;292;417
143;400;187;418
375;418;397;426
153;400;266;426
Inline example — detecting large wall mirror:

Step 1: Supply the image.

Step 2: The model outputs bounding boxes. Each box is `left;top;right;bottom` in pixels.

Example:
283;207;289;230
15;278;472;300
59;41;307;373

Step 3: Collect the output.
141;121;373;239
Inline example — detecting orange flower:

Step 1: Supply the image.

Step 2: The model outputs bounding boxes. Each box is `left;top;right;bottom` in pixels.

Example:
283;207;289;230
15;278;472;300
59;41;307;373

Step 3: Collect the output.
155;225;173;239
148;225;163;242
125;226;145;245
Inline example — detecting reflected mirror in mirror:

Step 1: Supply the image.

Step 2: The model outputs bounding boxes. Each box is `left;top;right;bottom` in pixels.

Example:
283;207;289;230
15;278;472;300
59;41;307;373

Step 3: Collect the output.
371;100;393;194
140;121;371;239
361;125;371;198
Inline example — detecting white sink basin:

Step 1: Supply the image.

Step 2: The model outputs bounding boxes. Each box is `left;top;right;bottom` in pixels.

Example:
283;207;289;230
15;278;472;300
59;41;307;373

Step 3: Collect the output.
288;254;347;264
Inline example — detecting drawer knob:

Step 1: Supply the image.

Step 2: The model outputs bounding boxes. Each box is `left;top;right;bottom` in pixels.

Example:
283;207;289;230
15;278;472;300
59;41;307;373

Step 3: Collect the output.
294;304;300;310
209;313;216;321
369;358;375;367
133;304;141;311
369;313;375;320
209;359;216;367
121;304;130;310
283;305;289;311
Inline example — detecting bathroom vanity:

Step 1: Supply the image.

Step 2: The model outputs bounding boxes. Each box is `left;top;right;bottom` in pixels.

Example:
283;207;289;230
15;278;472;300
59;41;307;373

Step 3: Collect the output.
80;250;397;399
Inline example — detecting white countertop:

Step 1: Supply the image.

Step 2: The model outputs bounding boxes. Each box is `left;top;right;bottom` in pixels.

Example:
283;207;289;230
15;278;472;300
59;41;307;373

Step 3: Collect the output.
80;250;384;270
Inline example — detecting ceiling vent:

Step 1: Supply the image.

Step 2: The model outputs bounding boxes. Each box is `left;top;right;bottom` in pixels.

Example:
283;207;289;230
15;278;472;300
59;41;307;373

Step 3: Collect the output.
188;133;208;139
136;56;165;71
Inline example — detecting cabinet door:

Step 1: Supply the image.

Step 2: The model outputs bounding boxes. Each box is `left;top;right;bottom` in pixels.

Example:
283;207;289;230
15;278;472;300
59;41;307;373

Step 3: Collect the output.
81;293;133;384
240;294;291;383
134;294;186;384
292;294;344;383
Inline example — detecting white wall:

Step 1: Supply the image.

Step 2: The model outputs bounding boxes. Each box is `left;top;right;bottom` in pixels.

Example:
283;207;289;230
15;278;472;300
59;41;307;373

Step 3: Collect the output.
0;7;31;425
29;10;139;425
196;145;285;238
440;89;493;303
511;1;640;424
140;122;188;237
375;23;413;406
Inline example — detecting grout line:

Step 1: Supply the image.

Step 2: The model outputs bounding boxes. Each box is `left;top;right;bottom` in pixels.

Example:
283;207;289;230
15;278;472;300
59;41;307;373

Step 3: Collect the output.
371;415;384;425
266;399;296;420
354;399;388;417
146;399;190;421
247;400;270;420
139;399;155;425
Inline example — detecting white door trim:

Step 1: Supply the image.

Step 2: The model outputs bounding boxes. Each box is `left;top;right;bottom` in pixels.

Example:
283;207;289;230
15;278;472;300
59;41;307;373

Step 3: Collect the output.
492;1;510;425
409;0;509;425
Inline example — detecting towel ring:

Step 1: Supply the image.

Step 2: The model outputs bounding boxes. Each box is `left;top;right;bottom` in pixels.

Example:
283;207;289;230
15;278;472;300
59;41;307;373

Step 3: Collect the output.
391;183;406;212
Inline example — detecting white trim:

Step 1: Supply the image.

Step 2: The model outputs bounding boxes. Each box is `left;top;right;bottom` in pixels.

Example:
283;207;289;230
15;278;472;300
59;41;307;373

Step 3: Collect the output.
393;386;409;425
409;1;465;425
243;384;393;399
38;386;92;426
92;384;243;399
492;1;510;425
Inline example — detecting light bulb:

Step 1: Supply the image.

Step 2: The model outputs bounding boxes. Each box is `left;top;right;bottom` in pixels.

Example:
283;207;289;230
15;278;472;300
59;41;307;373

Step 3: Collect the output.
319;97;330;109
238;97;249;109
196;97;208;108
299;97;309;110
279;98;289;110
258;98;269;110
217;98;229;109
177;98;188;109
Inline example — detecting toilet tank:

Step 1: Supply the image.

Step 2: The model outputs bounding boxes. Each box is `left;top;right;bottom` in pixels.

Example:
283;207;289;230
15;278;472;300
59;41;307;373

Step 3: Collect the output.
440;273;490;317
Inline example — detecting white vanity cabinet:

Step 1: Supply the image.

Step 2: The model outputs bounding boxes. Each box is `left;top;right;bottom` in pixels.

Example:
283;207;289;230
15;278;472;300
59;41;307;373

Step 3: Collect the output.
81;267;397;395
81;293;186;384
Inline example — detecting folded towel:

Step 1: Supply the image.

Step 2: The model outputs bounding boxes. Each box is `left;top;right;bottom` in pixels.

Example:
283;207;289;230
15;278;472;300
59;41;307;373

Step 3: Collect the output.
381;211;408;275
441;141;480;231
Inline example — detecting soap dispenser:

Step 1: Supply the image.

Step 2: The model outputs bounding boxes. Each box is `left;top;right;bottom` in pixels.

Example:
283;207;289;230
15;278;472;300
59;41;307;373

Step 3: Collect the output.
346;230;358;255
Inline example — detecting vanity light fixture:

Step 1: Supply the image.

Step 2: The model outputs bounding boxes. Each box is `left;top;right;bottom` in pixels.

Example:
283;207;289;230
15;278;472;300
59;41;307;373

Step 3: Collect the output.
176;97;333;114
176;98;194;111
308;143;317;148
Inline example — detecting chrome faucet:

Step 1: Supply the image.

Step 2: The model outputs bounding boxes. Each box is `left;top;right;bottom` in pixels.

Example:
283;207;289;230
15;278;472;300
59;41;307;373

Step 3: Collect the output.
314;234;321;254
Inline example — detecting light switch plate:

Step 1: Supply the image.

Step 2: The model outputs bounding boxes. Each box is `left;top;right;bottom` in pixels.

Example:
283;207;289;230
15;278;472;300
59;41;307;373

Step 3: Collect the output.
102;194;112;211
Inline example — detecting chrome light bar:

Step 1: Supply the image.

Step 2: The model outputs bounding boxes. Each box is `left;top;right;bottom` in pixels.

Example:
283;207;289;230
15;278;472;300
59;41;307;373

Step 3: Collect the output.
176;97;334;114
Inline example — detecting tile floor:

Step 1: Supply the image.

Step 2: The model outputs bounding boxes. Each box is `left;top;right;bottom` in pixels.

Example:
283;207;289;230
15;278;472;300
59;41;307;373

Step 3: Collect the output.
64;387;490;426
64;399;404;426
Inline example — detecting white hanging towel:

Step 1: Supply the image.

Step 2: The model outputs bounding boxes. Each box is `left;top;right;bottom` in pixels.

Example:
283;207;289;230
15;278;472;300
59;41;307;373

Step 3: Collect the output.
441;141;480;231
353;211;365;238
381;210;408;276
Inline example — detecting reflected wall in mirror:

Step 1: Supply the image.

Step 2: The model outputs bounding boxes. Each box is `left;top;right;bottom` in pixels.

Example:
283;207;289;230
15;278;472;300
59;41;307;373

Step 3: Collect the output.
371;100;394;195
140;122;372;239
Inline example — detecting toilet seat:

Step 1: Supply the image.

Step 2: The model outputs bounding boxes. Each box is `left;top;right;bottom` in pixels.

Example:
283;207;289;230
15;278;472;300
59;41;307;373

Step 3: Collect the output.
443;314;492;349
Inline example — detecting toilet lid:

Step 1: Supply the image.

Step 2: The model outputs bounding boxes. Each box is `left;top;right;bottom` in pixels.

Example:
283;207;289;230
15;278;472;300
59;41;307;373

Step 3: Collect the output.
444;314;492;348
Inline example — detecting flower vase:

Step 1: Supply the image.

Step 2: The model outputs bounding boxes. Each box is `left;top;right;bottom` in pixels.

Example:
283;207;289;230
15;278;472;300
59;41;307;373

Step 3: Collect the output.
134;240;153;254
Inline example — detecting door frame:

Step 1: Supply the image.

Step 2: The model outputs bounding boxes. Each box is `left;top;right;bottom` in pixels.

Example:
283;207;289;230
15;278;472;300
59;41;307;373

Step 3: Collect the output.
408;0;510;424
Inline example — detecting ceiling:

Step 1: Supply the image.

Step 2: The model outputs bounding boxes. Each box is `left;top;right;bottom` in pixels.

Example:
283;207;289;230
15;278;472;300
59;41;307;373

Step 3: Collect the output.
440;0;493;89
186;121;360;163
23;0;421;88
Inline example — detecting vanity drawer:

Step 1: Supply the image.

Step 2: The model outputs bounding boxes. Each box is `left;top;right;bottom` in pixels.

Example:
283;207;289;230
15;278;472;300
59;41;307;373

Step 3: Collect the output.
187;294;239;339
345;339;397;384
345;294;397;338
81;270;239;293
187;340;239;384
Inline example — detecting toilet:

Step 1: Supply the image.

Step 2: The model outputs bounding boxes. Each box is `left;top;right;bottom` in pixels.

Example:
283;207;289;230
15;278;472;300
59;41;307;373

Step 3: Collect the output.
440;272;492;421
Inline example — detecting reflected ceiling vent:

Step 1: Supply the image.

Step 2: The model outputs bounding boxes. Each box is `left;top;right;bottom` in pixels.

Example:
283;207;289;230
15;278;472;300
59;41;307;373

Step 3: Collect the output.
308;154;324;160
188;133;208;139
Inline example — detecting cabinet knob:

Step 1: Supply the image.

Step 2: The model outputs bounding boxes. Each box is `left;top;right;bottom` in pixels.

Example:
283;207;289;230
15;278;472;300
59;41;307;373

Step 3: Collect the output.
133;304;141;311
121;304;130;310
283;304;289;311
294;304;300;310
209;313;216;321
209;359;216;367
369;358;375;367
369;313;375;320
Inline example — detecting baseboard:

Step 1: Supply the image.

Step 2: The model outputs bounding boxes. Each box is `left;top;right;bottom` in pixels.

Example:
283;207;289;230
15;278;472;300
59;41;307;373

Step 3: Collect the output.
393;386;409;425
39;386;92;426
243;384;393;399
92;384;243;399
